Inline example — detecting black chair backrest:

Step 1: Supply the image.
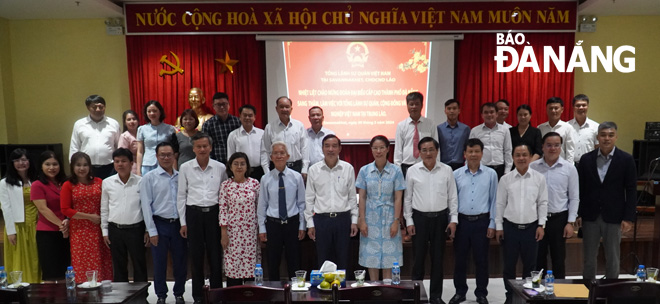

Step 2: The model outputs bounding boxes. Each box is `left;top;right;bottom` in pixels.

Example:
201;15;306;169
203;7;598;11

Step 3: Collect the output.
588;280;660;304
203;284;292;304
0;285;30;304
332;282;421;304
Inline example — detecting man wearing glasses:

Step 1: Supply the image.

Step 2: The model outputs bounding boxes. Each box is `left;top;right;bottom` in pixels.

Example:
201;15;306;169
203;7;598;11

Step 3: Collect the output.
140;142;187;304
529;132;579;279
69;94;120;179
202;92;241;164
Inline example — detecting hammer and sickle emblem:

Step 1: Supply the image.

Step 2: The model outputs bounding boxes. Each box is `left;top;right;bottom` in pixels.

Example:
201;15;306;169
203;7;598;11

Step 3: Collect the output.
159;51;184;76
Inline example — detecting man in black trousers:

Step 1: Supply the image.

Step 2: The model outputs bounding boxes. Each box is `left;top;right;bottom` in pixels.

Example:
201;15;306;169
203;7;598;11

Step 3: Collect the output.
257;142;306;281
404;137;459;304
177;133;228;304
530;132;580;279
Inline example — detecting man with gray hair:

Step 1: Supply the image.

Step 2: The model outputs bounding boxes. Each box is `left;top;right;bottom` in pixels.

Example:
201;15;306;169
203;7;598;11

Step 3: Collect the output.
177;132;228;303
577;121;636;279
257;141;306;281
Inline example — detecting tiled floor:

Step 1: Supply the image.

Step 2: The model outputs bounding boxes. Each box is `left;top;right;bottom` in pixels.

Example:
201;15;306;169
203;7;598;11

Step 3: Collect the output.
145;275;637;303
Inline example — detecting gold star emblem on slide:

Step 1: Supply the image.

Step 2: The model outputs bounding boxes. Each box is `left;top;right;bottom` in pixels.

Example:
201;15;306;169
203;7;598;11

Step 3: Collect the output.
215;51;238;74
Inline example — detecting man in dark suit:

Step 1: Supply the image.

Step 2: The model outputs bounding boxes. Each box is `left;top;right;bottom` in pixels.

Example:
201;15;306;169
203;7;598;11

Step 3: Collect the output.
577;121;636;279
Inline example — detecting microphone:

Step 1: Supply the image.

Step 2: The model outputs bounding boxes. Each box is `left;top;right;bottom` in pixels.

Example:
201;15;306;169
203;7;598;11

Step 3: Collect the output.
651;156;660;163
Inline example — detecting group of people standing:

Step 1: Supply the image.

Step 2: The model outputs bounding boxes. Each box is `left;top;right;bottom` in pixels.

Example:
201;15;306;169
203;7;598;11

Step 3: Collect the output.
1;89;636;304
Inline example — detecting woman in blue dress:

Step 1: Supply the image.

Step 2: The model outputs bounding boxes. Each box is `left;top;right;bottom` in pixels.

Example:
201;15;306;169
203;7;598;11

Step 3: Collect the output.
136;100;176;175
356;135;406;280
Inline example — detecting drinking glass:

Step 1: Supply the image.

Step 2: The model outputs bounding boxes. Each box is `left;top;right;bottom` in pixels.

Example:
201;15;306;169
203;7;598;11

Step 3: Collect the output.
647;267;659;282
86;270;98;287
9;271;22;286
295;270;307;287
354;270;366;286
530;271;541;288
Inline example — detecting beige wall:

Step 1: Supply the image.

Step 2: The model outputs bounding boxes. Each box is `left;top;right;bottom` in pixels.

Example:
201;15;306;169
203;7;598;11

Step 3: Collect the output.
5;18;129;165
575;16;660;153
0;17;16;143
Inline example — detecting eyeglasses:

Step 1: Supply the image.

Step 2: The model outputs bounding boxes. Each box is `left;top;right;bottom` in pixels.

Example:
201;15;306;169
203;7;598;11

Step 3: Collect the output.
213;102;229;108
544;144;561;149
158;153;174;159
420;148;437;154
232;162;247;167
13;157;29;163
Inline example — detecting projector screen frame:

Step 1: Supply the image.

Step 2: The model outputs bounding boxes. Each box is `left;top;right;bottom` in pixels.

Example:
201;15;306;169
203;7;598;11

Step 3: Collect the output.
258;34;463;144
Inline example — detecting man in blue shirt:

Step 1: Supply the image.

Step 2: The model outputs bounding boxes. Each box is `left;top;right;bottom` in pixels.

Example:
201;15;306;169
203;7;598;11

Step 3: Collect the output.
449;138;498;304
140;142;186;304
257;141;306;281
438;99;470;171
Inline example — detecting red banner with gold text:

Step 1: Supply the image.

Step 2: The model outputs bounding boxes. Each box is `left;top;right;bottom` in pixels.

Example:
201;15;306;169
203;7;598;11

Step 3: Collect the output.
124;2;577;35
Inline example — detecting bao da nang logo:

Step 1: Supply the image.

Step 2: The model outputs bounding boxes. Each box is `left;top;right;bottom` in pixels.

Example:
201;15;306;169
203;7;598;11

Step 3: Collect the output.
494;33;635;73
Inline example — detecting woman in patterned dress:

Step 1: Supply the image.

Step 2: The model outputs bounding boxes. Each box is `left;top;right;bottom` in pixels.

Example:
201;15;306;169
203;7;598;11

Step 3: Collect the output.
219;152;260;287
0;148;41;283
60;152;112;283
357;135;406;280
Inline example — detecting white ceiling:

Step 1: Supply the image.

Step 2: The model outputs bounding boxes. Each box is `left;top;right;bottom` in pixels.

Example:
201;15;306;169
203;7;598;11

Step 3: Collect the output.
0;0;658;20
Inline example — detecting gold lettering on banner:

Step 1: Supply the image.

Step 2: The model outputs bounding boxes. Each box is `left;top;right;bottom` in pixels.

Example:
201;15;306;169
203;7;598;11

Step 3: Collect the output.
127;3;575;32
159;51;184;76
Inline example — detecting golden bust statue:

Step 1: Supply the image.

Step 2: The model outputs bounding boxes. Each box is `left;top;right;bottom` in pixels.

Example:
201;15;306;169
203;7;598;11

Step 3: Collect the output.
176;87;214;130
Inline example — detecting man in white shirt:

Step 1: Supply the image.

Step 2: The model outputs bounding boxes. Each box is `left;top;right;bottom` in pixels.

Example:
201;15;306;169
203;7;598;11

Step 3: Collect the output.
496;99;512;129
537;97;577;163
261;96;308;177
495;143;548;304
177;132;228;304
101;148;147;284
69;94;120;179
404;137;458;304
394;92;439;177
305;135;358;270
530;132;579;279
306;106;335;168
469;102;513;179
227;104;265;180
568;94;598;164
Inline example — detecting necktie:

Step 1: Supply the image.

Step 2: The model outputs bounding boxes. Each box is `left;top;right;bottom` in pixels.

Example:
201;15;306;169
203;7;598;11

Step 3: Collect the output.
413;120;420;158
279;172;287;220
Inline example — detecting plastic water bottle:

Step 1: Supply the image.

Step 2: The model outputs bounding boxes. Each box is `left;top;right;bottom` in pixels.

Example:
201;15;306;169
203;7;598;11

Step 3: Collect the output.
66;266;76;289
0;266;7;289
544;270;554;295
392;262;401;285
637;265;647;282
254;264;263;286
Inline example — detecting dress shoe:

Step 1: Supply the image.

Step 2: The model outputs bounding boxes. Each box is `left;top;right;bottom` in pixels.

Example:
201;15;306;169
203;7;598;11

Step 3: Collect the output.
156;298;166;304
448;294;466;304
193;300;203;304
476;296;489;304
175;295;185;304
431;298;447;304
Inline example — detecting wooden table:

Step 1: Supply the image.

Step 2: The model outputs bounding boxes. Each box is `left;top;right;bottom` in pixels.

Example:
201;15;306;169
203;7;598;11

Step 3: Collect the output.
24;282;150;304
506;279;633;304
260;280;427;303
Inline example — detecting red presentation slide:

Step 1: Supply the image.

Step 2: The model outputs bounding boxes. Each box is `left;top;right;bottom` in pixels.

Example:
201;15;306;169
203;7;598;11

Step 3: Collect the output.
285;41;431;142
